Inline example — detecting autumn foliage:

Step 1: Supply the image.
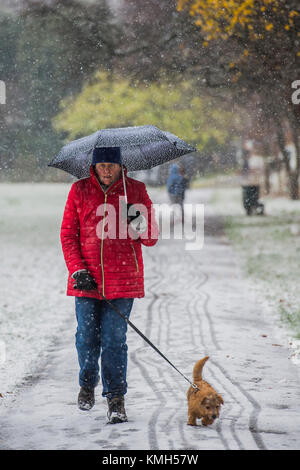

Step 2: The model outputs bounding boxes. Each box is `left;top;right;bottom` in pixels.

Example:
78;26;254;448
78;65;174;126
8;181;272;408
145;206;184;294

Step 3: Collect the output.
177;0;299;43
177;0;300;197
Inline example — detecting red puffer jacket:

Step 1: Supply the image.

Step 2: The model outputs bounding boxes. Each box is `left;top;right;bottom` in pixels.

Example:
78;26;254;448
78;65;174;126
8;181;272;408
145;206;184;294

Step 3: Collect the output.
60;165;159;300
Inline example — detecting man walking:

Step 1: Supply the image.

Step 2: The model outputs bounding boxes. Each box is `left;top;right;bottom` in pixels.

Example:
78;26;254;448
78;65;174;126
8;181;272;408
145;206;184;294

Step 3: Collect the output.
167;163;188;224
60;147;159;423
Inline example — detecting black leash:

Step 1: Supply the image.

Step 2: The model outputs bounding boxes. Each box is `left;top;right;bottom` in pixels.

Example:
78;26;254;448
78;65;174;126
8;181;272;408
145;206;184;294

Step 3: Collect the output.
96;289;199;391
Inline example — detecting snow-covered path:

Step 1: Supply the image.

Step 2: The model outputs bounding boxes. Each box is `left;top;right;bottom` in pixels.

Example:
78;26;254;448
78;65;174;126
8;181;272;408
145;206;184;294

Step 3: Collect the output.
0;186;300;450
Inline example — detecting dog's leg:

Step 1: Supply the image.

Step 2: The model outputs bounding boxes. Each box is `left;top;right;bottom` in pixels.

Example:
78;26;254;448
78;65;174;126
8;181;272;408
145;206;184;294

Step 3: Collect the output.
187;413;197;426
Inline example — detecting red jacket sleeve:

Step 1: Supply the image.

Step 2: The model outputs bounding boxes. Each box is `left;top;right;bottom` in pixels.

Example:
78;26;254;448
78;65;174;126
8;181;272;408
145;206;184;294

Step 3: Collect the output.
60;183;87;275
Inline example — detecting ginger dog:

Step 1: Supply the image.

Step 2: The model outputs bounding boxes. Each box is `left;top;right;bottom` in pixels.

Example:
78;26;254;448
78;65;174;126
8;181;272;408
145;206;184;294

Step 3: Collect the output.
187;356;224;426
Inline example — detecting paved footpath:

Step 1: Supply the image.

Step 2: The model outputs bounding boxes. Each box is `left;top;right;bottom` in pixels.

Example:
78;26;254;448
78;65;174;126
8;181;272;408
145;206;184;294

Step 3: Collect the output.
0;189;300;450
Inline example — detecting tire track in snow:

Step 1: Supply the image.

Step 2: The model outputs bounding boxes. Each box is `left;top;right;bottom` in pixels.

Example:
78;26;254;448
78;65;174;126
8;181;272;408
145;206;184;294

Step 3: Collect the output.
152;249;227;449
187;253;267;450
129;246;168;449
131;217;267;450
186;273;244;450
136;244;194;449
146;246;188;449
130;346;165;450
139;242;229;449
183;258;230;449
164;248;235;450
164;246;259;450
143;244;222;449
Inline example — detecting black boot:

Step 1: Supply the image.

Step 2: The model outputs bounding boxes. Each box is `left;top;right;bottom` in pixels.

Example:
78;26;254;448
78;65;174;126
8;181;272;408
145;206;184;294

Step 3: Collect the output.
78;386;95;411
107;396;128;424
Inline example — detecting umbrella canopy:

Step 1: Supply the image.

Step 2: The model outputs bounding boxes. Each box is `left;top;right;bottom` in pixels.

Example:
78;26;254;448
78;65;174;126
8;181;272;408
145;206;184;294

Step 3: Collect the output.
48;125;196;179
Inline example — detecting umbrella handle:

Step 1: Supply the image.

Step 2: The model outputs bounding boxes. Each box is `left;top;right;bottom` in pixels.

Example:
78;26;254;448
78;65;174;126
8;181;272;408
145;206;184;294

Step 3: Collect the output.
121;165;128;204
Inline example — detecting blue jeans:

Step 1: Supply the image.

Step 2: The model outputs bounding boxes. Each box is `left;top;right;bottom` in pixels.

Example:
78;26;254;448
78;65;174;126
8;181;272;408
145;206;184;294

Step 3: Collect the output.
75;297;134;398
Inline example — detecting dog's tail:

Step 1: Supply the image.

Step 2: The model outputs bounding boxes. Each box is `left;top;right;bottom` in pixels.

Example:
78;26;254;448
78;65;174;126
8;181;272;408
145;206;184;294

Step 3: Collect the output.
193;356;209;382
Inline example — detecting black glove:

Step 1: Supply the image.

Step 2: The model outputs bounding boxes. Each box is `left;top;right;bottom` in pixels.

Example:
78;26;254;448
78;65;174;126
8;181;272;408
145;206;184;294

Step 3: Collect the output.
127;203;141;222
72;271;98;291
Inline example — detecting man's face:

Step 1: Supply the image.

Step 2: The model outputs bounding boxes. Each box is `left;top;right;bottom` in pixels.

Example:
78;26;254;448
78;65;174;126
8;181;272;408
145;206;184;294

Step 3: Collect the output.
95;163;122;186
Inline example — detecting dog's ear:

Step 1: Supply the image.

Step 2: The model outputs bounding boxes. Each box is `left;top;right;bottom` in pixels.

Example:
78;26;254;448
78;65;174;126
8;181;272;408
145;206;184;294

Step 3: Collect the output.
201;397;209;406
217;394;224;405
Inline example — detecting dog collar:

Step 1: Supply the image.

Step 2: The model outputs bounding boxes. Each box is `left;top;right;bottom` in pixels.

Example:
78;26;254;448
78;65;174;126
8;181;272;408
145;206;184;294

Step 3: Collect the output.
191;383;201;393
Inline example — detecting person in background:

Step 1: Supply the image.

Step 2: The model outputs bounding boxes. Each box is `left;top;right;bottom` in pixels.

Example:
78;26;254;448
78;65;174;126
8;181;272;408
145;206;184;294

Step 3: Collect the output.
167;163;188;224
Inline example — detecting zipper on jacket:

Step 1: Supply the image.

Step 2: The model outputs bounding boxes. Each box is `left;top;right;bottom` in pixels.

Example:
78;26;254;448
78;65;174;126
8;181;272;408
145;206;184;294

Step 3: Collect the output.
94;172;127;295
94;176;114;298
131;244;139;273
100;192;107;297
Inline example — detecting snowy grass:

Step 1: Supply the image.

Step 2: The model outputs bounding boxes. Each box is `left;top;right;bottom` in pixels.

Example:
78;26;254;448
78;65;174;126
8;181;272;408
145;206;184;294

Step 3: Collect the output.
208;185;300;347
0;183;74;400
190;170;238;189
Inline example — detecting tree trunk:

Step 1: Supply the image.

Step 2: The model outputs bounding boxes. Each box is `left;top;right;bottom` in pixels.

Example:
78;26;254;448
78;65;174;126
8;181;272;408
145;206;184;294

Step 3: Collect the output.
264;161;271;195
262;140;271;195
288;109;300;200
275;118;299;199
288;172;299;200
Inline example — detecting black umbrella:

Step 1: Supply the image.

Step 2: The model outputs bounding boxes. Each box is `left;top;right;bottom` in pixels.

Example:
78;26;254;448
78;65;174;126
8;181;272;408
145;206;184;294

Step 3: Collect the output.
48;125;196;179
